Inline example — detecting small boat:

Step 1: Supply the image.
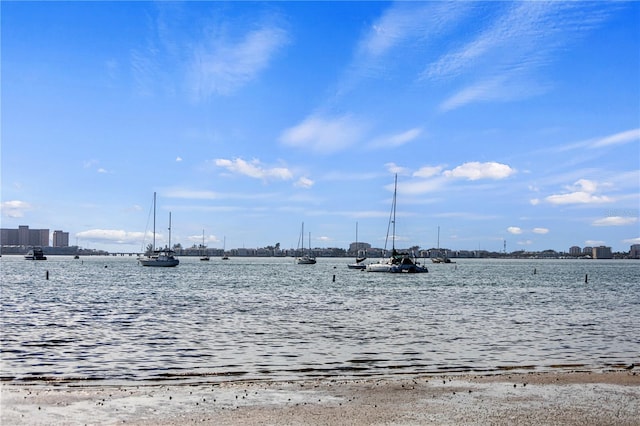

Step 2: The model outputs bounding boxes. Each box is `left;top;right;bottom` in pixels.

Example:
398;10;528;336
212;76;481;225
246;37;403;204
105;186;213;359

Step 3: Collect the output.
366;175;427;273
200;230;210;261
296;222;316;264
25;247;47;260
347;222;366;270
139;192;179;267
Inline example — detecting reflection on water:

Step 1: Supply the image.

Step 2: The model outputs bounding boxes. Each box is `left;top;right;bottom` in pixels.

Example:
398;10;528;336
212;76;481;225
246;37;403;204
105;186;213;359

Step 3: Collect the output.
1;256;638;384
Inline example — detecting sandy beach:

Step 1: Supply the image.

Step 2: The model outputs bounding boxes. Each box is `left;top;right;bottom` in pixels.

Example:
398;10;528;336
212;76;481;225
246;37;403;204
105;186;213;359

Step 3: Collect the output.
2;370;638;425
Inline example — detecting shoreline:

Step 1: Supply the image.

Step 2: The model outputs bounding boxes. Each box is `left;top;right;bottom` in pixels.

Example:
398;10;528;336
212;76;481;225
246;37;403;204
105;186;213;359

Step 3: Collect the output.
2;369;638;425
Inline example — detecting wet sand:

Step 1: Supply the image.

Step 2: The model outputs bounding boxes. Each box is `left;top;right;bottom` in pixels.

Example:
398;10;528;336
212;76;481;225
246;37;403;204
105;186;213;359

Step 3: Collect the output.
2;370;639;425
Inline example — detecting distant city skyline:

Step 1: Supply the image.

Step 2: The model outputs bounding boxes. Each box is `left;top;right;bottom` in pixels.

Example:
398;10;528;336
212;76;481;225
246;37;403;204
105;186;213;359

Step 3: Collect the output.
2;2;638;253
1;224;634;257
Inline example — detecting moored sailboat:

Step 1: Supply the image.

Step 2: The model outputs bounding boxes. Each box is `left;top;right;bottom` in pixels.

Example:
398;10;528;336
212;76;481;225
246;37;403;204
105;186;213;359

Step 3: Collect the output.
200;230;210;261
221;236;229;260
347;222;366;269
296;222;316;264
139;192;179;267
366;175;427;273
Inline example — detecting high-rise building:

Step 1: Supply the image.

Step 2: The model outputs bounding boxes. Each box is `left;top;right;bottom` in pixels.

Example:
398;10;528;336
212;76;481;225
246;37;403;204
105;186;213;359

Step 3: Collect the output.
630;244;640;259
52;230;69;247
569;246;581;256
592;246;612;259
1;226;50;246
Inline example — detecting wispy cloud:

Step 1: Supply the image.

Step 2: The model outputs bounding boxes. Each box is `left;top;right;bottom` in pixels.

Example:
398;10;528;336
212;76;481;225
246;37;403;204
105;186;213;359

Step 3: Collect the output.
592;216;638;226
336;2;471;96
589;128;640;148
188;25;289;99
1;200;32;218
425;2;617;110
553;128;640;152
369;127;423;149
214;158;293;182
164;189;220;200
279;114;367;154
131;5;289;101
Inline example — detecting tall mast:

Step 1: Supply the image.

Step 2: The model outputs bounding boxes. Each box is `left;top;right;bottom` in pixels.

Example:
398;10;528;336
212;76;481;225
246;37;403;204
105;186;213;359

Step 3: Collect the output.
356;221;359;257
168;212;172;250
152;192;156;251
392;174;397;251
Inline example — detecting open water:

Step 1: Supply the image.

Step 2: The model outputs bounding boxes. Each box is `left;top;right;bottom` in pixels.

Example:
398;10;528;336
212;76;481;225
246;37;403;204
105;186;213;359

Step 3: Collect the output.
1;255;638;385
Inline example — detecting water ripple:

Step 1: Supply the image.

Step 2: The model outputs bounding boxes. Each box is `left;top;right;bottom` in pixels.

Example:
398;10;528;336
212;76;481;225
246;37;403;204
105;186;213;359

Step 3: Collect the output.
1;256;638;384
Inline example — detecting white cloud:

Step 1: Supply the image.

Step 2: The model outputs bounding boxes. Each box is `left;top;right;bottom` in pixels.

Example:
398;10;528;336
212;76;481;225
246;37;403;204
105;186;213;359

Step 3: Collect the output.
188;25;289;99
592;216;638;226
385;162;410;175
413;166;443;178
176;156;183;162
214;158;293;181
623;237;640;244
76;229;149;245
294;177;314;189
1;200;32;218
545;179;613;205
279;114;367;155
507;226;523;235
443;162;515;181
533;227;549;234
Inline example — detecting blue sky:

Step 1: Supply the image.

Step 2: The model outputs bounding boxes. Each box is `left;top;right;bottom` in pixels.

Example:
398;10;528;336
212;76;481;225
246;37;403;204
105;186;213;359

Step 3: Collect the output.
2;1;639;253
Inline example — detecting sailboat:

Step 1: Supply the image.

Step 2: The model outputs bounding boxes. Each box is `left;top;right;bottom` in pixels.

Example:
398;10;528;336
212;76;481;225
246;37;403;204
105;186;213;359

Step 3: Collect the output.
200;230;210;261
221;236;229;260
431;226;453;263
347;222;366;269
139;192;179;267
366;175;428;273
295;222;316;264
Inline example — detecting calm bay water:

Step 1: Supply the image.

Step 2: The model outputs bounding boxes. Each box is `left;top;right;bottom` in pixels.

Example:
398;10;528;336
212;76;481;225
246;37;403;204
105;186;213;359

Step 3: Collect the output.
1;255;638;385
